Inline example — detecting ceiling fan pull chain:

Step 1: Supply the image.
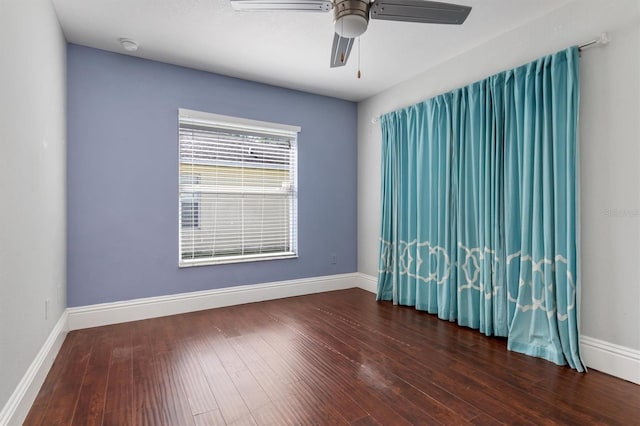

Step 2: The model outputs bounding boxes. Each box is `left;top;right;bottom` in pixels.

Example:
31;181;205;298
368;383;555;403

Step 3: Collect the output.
341;18;345;63
357;37;361;79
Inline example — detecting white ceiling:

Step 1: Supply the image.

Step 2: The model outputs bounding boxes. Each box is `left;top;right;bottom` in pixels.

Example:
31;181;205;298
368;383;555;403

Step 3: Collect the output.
52;0;572;102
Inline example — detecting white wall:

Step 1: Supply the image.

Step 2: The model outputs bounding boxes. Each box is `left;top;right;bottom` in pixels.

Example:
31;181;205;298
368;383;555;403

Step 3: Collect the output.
358;0;640;356
0;0;67;413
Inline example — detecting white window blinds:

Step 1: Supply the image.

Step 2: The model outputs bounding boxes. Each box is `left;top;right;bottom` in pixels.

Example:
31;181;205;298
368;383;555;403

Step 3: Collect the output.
178;109;299;267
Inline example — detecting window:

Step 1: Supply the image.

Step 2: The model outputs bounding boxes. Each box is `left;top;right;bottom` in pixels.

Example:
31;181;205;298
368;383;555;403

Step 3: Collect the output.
178;108;299;267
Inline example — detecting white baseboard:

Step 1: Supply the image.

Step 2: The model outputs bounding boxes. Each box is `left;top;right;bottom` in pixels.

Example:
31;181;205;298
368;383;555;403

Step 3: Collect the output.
0;311;68;426
67;273;361;330
580;335;640;385
355;272;377;294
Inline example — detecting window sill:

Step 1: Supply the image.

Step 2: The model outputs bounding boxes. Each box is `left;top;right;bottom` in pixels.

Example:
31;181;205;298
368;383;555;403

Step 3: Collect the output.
179;252;298;268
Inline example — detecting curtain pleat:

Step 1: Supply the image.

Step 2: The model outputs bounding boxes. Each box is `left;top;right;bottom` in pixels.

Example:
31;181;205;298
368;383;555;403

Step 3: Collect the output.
377;47;584;370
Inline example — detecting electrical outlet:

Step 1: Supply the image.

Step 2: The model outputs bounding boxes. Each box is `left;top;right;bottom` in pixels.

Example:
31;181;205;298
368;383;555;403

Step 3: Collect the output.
45;299;50;320
330;253;337;264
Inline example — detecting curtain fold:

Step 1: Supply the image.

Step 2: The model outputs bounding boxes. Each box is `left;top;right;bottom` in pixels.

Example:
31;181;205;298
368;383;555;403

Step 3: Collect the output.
377;47;584;371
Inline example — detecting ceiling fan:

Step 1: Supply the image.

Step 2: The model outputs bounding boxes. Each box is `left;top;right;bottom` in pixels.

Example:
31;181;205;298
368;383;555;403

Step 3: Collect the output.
230;0;472;68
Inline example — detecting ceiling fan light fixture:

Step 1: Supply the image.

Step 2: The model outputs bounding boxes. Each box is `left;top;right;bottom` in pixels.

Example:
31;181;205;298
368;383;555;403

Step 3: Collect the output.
333;0;369;38
334;15;368;38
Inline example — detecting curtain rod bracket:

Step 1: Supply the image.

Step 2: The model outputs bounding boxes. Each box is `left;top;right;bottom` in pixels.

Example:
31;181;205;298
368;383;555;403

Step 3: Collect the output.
579;32;609;51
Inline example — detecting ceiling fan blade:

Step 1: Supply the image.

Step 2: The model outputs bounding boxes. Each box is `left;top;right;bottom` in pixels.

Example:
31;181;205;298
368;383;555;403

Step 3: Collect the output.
230;0;332;12
330;33;354;68
370;0;471;24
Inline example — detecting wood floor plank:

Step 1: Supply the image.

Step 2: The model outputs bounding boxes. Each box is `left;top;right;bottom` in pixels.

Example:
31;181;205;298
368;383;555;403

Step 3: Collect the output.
24;289;640;425
102;324;133;426
469;413;507;425
214;304;356;425
36;330;94;425
193;409;226;426
531;370;640;424
169;342;220;416
229;333;331;425
350;415;382;426
226;309;362;424
241;332;350;424
71;327;114;426
22;331;75;426
190;334;257;425
201;322;289;424
131;320;175;426
153;352;196;425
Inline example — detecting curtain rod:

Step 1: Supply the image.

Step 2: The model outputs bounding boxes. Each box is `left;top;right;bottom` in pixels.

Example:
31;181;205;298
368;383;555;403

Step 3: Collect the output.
371;32;610;124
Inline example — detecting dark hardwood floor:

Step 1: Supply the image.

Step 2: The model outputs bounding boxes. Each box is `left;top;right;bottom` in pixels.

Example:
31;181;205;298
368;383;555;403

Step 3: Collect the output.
24;288;640;425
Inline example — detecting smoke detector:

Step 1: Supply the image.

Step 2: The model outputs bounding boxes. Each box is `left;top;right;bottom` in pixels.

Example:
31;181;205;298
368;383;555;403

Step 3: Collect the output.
119;38;139;52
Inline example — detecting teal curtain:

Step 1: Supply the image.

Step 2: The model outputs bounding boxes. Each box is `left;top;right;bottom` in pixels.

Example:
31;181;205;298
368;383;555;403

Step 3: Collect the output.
377;47;584;371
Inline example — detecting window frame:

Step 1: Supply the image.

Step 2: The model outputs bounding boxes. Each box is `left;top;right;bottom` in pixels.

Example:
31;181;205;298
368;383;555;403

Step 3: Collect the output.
178;108;300;268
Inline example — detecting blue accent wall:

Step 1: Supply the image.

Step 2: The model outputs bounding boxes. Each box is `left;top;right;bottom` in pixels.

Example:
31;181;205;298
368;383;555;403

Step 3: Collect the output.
67;44;357;307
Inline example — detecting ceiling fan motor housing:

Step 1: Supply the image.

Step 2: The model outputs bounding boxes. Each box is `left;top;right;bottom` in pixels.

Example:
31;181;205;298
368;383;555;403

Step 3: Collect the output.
333;0;370;38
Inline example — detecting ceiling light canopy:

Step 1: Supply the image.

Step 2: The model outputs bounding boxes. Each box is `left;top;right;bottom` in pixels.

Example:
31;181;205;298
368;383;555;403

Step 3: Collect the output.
333;0;370;38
